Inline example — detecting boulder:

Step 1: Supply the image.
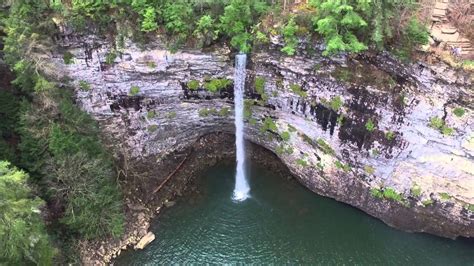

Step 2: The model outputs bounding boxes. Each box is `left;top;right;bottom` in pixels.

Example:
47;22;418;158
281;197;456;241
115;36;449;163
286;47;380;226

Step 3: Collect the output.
134;232;155;250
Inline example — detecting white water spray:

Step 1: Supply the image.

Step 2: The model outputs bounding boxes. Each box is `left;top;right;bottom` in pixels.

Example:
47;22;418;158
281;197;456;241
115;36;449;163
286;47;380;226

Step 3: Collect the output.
233;54;250;201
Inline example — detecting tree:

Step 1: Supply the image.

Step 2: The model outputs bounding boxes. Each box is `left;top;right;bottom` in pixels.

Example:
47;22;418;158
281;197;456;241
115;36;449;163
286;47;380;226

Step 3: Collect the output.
0;161;55;265
219;0;268;52
310;0;370;55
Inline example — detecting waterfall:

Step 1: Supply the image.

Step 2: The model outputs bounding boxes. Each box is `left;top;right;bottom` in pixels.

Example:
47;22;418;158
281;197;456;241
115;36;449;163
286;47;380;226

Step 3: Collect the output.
233;54;250;201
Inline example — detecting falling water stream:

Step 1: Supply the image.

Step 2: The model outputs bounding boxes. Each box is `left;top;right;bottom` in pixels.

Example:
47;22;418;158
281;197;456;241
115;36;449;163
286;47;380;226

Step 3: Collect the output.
233;54;250;201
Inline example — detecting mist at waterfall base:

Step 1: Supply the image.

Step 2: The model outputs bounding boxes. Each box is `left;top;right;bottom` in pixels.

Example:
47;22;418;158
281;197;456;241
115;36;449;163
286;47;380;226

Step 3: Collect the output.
233;53;250;202
115;163;474;265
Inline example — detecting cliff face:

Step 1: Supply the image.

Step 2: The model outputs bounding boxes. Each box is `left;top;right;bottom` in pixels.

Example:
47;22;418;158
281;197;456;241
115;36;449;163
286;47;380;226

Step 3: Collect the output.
56;37;473;239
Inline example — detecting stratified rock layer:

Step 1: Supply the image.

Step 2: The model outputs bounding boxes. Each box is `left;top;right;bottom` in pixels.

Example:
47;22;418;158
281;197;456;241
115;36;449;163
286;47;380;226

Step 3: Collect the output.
58;38;473;239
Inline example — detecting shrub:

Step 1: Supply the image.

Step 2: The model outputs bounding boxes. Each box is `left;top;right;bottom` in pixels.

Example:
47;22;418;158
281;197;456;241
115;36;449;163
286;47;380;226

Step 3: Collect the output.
429;116;454;136
337;115;344;125
218;107;231;117
466;204;474;212
260;117;278;133
146;110;156;119
140;6;158;32
203;78;232;92
187;80;200;90
18;88;125;240
316;138;335;155
105;51;117;65
364;165;375;175
385;131;395;141
296;158;308;167
365;118;376;132
289;84;307;98
129;85;140;96
146;61;156;68
0;161;55;265
163;2;193;36
194;15;218;47
281;17;299;56
429;116;444;129
63;52;74;64
310;0;368;55
411;185;422;197
280;131;290;142
370;188;383;199
335;160;351;172
422;199;434;207
383;188;403;203
439;192;451;200
255;76;265;95
453;107;465;117
403;18;429;47
79;80;90;91
329;96;343;111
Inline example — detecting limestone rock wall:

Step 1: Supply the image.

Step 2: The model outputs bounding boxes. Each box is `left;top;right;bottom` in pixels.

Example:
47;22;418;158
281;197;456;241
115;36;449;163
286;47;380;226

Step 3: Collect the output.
57;37;473;239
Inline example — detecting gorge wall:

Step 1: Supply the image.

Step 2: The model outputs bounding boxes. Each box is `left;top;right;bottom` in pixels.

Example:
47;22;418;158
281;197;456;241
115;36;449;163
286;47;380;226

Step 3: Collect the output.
54;35;473;243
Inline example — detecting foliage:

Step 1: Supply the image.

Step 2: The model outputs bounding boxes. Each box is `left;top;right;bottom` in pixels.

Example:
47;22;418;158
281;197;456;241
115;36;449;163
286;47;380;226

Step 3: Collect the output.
316;138;335;155
310;0;369;55
403;18;429;47
163;1;193;37
105;51;117;65
146;110;156;119
335;160;351;172
219;0;268;52
130;85;140;96
79;80;91;91
365;118;375;132
466;204;474;212
280;131;290;142
385;131;395;141
187;80;200;90
453;107;465;117
141;6;158;32
194;15;219;47
255;76;266;95
243;99;254;119
411;185;422;197
429;116;454;136
439;192;451;200
383;188;404;203
370;188;383;199
260;117;278;133
296;158;308;167
289;84;307;98
364;165;375;175
17;88;125;240
422;199;434;207
0;161;55;265
281;17;299;56
63;52;75;65
329;96;343;112
203;78;232;92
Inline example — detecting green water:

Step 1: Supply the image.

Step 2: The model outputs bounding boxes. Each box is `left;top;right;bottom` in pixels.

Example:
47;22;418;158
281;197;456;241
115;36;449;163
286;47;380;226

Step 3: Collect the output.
116;163;474;265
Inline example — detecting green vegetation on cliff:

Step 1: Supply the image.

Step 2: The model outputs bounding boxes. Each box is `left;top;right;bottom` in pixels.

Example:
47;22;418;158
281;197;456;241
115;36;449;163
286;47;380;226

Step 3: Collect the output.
0;161;55;265
6;0;428;56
